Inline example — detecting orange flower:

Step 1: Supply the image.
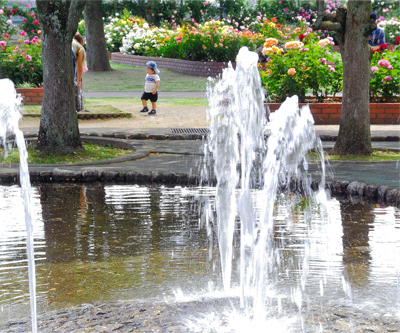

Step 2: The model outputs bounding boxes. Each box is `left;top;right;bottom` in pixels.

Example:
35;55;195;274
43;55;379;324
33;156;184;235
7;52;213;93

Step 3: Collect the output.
264;38;278;48
292;27;302;34
287;68;296;75
271;17;277;23
285;41;304;49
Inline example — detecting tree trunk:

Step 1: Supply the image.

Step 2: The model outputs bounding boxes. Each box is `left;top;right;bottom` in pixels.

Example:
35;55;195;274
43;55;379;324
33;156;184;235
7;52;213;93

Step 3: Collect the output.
36;0;86;153
332;1;373;155
84;0;112;71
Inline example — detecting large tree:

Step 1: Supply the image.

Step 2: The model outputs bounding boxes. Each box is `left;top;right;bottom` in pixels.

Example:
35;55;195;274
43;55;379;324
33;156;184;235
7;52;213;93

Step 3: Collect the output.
36;0;86;153
84;0;112;71
314;0;376;155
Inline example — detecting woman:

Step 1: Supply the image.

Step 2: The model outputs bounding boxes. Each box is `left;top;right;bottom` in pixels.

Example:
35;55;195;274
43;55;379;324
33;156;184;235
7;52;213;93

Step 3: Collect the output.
72;33;86;111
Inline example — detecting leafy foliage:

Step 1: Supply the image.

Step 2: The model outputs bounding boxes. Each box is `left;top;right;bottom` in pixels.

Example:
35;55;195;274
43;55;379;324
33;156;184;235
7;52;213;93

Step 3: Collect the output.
259;33;342;102
370;49;400;102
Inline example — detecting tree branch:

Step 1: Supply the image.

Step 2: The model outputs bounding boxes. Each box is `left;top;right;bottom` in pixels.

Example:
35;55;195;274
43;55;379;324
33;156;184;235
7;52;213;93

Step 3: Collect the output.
67;0;86;38
363;18;377;37
319;22;343;32
313;0;325;30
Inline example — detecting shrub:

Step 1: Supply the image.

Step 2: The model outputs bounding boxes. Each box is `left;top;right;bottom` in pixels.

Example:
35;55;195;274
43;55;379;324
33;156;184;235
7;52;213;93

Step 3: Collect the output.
378;18;400;45
0;32;43;87
370;50;400;102
0;5;42;87
259;36;342;102
157;20;265;62
120;25;170;56
104;10;148;52
1;3;40;39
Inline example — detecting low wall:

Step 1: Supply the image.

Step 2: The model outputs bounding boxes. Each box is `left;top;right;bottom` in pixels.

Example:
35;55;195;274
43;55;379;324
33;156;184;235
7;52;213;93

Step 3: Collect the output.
16;87;43;105
266;102;400;125
111;53;235;77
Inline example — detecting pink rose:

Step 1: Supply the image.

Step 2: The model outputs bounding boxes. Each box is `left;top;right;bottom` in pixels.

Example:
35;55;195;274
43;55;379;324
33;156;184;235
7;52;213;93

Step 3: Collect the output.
378;59;391;68
6;19;12;25
320;57;327;64
26;55;32;61
20;64;24;68
0;41;6;46
382;76;392;82
0;9;3;14
24;39;30;44
371;66;379;73
328;65;335;73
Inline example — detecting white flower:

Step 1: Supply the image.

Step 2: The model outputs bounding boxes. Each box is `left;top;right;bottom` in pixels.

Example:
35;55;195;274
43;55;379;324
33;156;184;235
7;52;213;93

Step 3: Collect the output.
115;13;119;16
143;23;149;29
133;43;141;49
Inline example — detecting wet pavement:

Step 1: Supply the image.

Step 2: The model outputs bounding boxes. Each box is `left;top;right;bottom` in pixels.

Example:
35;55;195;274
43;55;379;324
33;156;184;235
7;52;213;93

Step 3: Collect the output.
1;126;399;189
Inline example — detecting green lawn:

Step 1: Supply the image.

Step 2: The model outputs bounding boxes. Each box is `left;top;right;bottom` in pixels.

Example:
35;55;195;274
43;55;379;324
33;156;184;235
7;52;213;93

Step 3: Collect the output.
83;62;208;91
0;142;134;164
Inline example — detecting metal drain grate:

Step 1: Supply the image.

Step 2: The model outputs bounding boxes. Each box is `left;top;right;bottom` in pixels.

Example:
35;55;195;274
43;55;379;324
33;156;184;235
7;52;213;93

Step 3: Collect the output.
170;128;210;134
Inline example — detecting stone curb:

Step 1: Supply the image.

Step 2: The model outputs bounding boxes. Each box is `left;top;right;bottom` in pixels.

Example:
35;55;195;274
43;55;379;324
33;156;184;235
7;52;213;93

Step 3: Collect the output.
0;170;398;207
80;131;209;141
22;113;133;119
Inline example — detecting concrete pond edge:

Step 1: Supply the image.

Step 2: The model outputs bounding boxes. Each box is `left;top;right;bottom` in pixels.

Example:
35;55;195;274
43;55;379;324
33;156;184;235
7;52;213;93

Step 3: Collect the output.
0;170;399;208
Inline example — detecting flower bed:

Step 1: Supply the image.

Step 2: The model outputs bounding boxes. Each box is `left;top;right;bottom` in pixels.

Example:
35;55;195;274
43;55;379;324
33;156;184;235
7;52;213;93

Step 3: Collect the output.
266;102;400;125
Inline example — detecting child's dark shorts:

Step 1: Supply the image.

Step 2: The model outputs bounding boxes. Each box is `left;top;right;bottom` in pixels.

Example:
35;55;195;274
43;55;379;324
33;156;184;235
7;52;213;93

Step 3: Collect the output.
141;92;158;102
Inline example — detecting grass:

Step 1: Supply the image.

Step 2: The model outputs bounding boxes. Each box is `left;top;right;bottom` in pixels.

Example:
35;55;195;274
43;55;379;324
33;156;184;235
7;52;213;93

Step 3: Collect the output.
309;149;400;162
20;97;208;115
83;61;209;91
0;142;134;164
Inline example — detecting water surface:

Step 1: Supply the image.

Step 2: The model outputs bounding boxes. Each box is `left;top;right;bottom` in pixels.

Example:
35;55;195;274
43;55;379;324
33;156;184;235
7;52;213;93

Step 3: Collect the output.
0;184;399;323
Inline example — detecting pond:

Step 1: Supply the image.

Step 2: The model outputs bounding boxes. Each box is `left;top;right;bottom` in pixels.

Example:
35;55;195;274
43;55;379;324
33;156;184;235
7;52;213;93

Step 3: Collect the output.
1;183;399;329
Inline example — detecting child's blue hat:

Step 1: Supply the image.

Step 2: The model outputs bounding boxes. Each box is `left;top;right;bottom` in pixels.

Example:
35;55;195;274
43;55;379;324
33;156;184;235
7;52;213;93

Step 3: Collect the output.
146;61;160;74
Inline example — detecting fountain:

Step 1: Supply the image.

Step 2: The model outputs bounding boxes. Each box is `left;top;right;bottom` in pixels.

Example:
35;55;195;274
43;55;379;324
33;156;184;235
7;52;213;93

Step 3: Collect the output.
0;79;37;333
204;47;330;326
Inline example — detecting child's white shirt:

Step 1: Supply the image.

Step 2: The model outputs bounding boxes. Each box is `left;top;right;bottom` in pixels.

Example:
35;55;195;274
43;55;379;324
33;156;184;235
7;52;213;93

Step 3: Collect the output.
144;74;160;93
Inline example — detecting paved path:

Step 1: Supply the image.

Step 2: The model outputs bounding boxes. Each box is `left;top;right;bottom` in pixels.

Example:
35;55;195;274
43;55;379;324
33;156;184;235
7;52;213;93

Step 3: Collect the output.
1;130;399;189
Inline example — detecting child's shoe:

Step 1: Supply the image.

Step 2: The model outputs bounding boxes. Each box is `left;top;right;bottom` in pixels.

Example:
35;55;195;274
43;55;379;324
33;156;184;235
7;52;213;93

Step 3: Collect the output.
148;110;156;115
139;107;149;113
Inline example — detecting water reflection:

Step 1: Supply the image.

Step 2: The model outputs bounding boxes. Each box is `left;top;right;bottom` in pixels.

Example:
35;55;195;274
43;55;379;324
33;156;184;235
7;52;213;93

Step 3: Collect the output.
0;184;399;322
340;201;374;285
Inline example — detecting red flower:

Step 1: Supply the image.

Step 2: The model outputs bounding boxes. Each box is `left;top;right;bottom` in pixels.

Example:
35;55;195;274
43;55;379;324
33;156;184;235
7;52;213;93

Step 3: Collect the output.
374;43;388;53
396;36;400;45
147;9;150;13
299;33;305;41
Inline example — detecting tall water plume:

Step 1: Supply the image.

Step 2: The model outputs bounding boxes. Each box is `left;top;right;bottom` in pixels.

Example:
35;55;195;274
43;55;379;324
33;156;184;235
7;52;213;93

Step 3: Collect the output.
0;79;37;333
204;47;328;321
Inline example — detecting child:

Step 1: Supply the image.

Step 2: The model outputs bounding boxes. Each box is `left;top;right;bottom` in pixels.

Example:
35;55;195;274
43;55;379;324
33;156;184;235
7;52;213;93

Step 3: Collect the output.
139;61;160;115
